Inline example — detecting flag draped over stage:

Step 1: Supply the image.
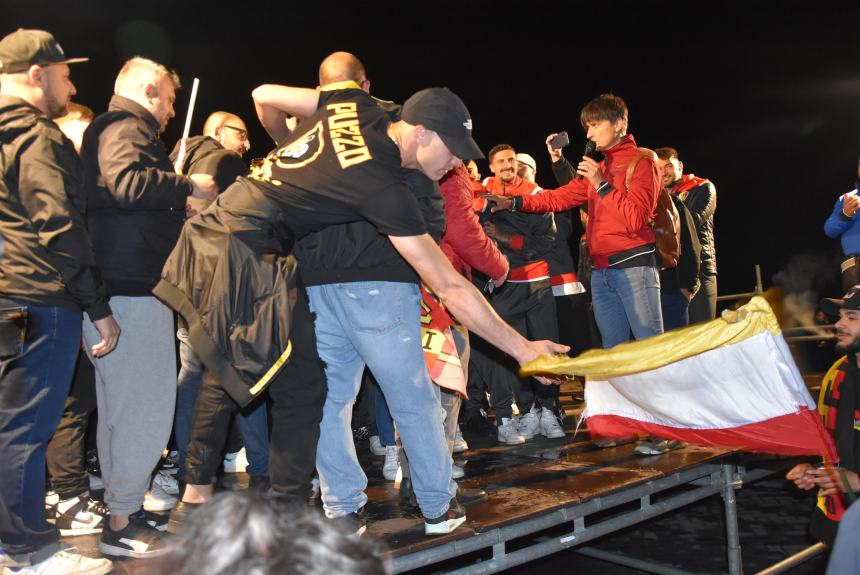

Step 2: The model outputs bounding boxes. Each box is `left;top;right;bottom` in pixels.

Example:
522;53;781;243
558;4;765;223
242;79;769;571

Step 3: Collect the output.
521;297;838;460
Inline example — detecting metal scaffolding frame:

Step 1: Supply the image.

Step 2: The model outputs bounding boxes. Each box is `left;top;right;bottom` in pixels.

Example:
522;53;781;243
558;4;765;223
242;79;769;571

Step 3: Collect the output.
391;462;775;575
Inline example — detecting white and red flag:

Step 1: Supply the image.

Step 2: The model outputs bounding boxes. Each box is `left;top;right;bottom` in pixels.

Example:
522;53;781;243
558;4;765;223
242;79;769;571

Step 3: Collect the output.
522;297;837;460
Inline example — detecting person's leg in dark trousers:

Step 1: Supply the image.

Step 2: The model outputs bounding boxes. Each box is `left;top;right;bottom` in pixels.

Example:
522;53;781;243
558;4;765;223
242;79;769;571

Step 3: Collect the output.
184;371;236;487
46;350;97;500
524;283;560;412
0;299;80;559
688;273;717;324
268;284;327;502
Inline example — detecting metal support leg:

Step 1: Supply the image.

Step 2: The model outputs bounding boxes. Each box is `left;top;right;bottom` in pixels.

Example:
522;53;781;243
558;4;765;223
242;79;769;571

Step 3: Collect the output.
722;463;743;575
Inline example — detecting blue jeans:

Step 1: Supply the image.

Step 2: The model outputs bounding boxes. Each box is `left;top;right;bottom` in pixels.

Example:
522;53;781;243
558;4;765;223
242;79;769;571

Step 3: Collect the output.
175;329;269;479
308;282;455;519
660;289;690;331
591;265;663;349
0;299;80;555
370;380;395;446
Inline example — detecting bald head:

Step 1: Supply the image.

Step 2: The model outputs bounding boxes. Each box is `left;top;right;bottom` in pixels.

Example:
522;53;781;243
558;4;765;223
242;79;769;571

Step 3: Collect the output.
318;51;368;90
203;111;250;156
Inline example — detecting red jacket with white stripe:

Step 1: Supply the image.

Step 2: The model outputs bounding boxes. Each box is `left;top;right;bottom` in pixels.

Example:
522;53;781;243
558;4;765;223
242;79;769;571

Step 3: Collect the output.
480;176;554;283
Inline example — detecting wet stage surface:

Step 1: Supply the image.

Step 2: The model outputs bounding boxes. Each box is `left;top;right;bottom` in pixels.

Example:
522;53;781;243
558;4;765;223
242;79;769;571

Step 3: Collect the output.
62;380;831;573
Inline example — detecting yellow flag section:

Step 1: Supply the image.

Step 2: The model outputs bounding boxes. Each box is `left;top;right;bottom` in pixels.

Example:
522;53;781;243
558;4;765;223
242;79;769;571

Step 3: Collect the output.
522;296;781;378
521;297;838;458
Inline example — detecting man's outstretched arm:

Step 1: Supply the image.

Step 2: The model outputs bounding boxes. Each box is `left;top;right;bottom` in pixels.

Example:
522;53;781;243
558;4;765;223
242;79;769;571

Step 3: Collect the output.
389;233;568;367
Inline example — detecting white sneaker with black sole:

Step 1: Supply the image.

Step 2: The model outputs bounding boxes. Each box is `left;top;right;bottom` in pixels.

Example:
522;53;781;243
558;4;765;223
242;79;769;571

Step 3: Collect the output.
99;511;170;558
55;494;108;535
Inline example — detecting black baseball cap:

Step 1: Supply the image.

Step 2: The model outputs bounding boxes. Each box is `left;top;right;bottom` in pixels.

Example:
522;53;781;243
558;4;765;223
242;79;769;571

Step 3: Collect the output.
821;284;860;316
0;29;88;74
401;87;484;160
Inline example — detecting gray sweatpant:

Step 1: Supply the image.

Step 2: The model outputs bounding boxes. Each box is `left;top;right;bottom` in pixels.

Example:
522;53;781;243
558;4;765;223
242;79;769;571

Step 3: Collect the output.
82;296;176;517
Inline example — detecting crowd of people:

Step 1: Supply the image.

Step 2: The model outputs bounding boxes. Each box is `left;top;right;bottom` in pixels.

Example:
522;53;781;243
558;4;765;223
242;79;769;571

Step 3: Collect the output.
16;24;860;575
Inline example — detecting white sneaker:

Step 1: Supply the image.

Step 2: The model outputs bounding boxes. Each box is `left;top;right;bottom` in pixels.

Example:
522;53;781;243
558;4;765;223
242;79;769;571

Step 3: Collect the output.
152;471;179;496
368;435;386;456
453;426;469;453
497;417;525;445
5;546;112;575
452;464;464;479
382;445;400;481
539;408;566;439
144;479;178;512
222;447;248;473
517;406;540;440
55;494;108;536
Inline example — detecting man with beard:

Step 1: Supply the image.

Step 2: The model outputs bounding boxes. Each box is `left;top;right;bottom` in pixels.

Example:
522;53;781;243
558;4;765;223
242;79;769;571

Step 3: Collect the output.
787;285;860;545
472;145;561;444
0;28;117;574
655;147;717;323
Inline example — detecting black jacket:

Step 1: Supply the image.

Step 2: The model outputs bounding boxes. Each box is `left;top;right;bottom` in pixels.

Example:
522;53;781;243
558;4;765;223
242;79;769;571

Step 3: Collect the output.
0;96;110;320
82;95;193;296
295;169;444;286
680;181;717;276
659;197;702;292
169;135;247;192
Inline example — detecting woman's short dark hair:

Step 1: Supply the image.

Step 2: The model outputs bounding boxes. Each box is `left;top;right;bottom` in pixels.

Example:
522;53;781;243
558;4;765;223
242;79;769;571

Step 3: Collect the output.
579;94;628;131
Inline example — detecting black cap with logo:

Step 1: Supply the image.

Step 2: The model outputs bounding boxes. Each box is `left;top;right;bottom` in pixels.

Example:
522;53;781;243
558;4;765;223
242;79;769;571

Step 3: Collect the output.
0;29;88;74
401;87;484;160
821;284;860;316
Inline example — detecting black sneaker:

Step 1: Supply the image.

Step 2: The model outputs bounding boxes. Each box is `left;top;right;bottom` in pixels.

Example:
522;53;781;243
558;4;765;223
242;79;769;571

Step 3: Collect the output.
55;494;108;535
166;500;203;534
142;509;169;532
398;477;419;511
330;507;367;538
424;497;466;535
634;437;686;455
99;511;170;558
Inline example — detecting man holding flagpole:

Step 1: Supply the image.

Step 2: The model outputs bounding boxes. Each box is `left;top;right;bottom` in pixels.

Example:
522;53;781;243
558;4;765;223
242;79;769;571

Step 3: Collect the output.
80;56;217;558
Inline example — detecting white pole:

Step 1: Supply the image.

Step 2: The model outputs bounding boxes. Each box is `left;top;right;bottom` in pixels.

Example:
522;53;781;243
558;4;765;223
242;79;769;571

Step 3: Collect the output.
174;77;200;174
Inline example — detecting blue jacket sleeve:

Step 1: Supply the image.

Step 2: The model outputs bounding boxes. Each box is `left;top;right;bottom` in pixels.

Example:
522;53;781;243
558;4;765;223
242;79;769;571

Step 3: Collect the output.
825;195;854;239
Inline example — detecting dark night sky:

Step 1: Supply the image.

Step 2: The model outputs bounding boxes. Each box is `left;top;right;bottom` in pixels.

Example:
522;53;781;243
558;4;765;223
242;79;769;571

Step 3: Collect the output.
6;0;860;303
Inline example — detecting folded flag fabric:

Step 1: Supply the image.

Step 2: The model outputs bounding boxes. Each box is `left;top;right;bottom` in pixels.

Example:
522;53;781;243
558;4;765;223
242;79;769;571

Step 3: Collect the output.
521;297;837;460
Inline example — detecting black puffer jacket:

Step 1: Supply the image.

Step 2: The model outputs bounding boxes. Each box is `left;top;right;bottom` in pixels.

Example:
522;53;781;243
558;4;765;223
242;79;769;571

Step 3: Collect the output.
0;96;110;319
81;95;192;296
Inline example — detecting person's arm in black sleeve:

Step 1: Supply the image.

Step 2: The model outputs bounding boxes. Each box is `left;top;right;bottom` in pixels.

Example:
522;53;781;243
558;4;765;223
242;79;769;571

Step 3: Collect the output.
552;155;577;186
18;130;111;321
677;202;702;295
98;120;193;210
685;182;716;230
